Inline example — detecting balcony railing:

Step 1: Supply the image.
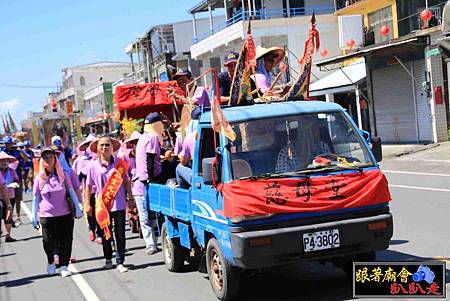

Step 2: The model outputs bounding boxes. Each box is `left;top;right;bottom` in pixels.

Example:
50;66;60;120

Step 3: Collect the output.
398;1;446;36
335;0;365;11
193;5;335;43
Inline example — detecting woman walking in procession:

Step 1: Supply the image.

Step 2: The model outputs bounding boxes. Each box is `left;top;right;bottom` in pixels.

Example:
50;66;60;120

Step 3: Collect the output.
85;136;132;273
0;152;19;243
31;147;82;277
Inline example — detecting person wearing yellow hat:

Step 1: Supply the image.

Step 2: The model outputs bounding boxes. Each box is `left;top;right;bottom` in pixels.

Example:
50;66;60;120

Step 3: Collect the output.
253;46;286;95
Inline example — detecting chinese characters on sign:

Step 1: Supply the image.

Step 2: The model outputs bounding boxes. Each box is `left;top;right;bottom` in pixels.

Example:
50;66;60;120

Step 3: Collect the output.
353;262;445;298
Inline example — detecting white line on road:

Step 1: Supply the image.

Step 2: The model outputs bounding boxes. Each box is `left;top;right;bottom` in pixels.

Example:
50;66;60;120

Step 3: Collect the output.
389;184;450;193
383;170;450;177
21;202;101;301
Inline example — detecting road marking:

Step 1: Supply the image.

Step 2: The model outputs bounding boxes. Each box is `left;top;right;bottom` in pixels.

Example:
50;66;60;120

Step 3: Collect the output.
21;202;101;301
389;184;450;193
383;170;450;177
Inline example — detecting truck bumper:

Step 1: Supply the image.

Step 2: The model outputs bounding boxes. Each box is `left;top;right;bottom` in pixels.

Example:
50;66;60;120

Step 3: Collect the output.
230;213;393;269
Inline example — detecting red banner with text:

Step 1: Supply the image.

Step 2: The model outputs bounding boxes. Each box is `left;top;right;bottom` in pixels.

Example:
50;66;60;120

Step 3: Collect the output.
220;170;391;218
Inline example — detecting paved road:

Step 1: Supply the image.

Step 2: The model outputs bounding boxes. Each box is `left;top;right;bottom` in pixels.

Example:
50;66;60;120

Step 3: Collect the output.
1;153;449;301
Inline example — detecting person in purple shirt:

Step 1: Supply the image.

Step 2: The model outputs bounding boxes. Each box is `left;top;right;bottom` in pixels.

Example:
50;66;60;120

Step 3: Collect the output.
85;136;133;273
73;134;100;243
0;152;19;242
252;46;286;95
173;68;210;107
31;147;82;277
175;108;201;189
135;113;171;254
0;171;13;246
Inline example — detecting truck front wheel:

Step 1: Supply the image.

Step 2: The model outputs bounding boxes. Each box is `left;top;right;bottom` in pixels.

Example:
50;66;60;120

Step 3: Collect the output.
206;238;240;301
161;223;184;272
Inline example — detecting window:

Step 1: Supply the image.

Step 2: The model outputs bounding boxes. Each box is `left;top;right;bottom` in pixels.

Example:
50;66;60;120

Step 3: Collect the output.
80;76;86;86
197;127;219;174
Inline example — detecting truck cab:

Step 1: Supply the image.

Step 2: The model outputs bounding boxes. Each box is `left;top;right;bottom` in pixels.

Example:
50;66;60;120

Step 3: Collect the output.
146;100;393;301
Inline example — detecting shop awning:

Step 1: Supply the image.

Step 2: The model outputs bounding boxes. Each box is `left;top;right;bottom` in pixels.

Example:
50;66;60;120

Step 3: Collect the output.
310;61;366;96
113;81;184;118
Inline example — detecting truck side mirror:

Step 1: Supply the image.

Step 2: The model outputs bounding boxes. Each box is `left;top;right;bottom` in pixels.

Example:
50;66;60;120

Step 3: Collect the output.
371;136;382;162
202;157;221;186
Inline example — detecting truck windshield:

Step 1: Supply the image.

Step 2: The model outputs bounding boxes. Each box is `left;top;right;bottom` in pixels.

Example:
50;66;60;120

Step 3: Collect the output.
228;111;374;179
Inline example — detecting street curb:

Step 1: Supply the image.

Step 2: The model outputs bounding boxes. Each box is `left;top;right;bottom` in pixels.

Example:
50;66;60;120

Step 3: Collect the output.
384;143;440;159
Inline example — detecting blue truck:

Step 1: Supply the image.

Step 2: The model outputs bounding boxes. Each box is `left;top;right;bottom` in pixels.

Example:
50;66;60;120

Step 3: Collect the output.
145;100;393;300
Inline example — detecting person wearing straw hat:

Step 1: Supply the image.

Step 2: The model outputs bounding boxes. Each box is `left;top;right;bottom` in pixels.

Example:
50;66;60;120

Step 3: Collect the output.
85;136;133;272
31;147;82;277
0;151;20;242
72;134;100;242
253;46;286;95
173;68;210;107
2;136;25;227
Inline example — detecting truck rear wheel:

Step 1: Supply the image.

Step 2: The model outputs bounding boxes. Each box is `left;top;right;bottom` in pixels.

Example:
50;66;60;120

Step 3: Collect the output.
161;223;184;272
206;238;240;301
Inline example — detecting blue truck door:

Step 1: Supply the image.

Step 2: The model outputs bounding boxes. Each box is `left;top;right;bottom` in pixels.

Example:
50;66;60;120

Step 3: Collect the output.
191;127;227;225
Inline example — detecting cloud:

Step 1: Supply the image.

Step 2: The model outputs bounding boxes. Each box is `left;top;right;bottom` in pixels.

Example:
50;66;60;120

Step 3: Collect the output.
0;98;21;113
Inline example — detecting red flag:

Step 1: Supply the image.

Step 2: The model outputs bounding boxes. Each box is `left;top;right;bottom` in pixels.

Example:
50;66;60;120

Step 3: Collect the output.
285;13;320;100
211;97;236;141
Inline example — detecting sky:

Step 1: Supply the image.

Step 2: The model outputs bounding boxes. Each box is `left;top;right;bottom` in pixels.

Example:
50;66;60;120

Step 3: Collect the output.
0;0;216;129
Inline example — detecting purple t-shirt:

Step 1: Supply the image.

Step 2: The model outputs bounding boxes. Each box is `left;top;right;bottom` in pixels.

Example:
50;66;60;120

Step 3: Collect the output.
134;132;161;196
0;169;19;199
174;133;183;155
252;73;270;93
86;157;127;212
193;86;210;107
179;132;196;159
33;172;73;218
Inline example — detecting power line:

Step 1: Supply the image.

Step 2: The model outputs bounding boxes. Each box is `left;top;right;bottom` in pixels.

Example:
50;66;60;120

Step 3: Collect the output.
0;83;57;89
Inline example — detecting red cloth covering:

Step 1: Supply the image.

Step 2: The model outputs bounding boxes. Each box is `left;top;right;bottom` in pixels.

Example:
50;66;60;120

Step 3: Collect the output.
114;81;184;112
220;170;391;218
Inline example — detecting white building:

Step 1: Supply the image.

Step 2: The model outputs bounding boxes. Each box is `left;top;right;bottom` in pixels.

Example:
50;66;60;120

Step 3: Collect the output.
188;0;339;82
58;62;133;112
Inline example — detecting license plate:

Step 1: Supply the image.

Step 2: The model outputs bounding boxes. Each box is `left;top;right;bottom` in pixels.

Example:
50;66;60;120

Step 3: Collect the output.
302;229;340;252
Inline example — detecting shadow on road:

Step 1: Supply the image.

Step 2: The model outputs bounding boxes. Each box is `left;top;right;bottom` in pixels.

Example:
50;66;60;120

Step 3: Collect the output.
389;239;409;246
0;272;9;276
128;261;165;271
379;249;450;283
0;253;16;258
17;235;41;242
0;273;52;288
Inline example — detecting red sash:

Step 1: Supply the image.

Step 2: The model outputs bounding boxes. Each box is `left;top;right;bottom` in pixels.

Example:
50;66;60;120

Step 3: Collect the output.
96;159;129;240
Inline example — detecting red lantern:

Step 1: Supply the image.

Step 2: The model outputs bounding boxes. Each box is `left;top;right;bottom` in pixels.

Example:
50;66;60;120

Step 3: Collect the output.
347;38;356;49
380;25;390;36
51;99;57;112
320;48;329;58
420;9;432;22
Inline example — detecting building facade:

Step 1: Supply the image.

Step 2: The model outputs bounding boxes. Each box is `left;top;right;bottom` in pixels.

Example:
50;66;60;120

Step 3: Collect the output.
316;0;449;143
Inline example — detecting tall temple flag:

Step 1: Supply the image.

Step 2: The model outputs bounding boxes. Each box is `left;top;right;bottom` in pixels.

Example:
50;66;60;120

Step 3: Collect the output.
2;114;10;135
284;13;320;100
228;21;257;106
8;111;17;133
